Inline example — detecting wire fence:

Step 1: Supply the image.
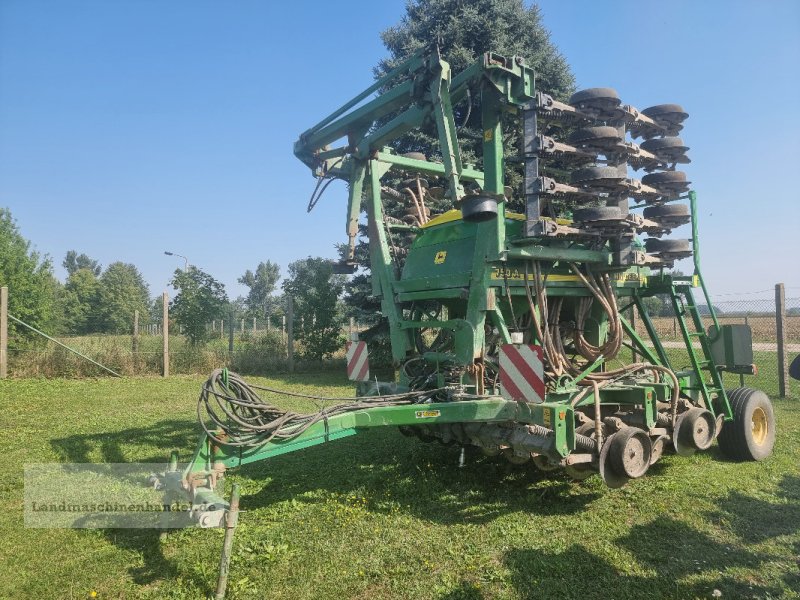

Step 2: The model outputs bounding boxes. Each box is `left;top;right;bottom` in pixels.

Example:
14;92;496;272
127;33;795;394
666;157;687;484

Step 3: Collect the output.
631;297;800;345
624;294;799;399
2;293;365;378
1;285;797;399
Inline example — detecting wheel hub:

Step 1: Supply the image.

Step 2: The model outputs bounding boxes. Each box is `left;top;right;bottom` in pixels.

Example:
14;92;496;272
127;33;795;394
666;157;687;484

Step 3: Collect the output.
752;407;768;445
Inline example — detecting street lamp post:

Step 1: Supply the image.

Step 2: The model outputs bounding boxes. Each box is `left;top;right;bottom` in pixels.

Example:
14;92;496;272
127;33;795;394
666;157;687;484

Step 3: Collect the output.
164;251;189;271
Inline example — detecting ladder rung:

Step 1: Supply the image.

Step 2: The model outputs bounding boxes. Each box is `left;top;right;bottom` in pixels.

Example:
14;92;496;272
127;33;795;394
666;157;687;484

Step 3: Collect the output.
688;332;704;337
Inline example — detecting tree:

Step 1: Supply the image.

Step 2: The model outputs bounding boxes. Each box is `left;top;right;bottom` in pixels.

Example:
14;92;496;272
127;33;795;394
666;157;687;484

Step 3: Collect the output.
282;257;346;361
653;269;685;316
170;266;228;344
63;250;101;277
641;296;663;317
376;0;574;203
150;293;164;325
60;268;101;334
344;0;575;347
0;208;58;343
238;261;280;318
97;262;151;333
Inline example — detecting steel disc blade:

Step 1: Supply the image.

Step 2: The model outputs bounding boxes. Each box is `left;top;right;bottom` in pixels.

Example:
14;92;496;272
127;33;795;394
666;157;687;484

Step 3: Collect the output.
599;433;629;488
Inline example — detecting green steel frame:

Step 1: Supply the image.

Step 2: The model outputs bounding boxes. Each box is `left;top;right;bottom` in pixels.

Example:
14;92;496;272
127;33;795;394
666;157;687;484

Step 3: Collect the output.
170;46;743;525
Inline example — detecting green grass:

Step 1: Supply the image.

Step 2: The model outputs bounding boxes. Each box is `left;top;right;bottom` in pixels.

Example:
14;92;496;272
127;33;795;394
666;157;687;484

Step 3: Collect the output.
1;374;798;599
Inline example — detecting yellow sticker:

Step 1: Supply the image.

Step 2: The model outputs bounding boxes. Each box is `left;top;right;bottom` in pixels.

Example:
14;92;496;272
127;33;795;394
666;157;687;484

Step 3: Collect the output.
415;410;441;419
490;267;644;285
484;129;493;141
542;408;552;427
609;271;645;283
434;250;447;264
490;267;578;282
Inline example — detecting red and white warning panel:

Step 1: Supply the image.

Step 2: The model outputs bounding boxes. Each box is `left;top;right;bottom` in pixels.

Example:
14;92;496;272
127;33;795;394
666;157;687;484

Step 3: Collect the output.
499;344;545;403
346;341;370;382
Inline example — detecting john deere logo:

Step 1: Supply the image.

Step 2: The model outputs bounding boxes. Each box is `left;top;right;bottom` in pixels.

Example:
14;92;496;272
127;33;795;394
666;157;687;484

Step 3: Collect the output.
434;251;447;264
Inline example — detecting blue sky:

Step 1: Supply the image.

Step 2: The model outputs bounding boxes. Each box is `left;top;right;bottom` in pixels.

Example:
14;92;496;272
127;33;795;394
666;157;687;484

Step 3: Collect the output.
1;0;798;302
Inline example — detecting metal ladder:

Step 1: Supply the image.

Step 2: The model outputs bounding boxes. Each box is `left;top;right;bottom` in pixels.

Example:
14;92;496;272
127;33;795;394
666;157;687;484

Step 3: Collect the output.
670;282;727;415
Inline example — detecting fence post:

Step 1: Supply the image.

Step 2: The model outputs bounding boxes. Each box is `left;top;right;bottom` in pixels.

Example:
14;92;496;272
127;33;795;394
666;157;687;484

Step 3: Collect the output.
775;283;787;398
132;310;140;354
220;319;224;339
0;286;7;379
162;292;169;377
349;316;354;340
287;296;294;372
228;312;234;353
252;317;256;333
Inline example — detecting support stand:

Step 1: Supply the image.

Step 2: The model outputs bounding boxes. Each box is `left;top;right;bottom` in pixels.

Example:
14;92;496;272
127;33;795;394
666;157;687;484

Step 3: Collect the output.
214;484;241;600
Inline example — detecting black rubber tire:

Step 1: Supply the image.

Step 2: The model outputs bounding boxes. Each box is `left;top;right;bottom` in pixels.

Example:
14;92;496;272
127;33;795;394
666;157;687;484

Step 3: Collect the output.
717;387;776;461
569;87;620;105
568;126;622;145
643;204;689;219
571;166;625;184
574;206;622;222
642;171;688;186
791;354;800;380
641;137;688;152
645;238;690;253
642;104;687;118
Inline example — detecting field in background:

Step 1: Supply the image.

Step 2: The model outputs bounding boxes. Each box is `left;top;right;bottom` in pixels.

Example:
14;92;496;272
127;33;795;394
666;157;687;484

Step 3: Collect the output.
636;315;800;345
1;374;798;599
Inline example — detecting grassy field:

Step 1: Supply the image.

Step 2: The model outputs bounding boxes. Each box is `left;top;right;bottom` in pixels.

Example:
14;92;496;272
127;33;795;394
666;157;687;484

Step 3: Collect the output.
1;373;798;600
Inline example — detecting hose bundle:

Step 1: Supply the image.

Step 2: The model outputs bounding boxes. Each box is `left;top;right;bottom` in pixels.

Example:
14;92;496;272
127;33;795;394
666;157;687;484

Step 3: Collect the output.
522;260;675;387
198;369;443;448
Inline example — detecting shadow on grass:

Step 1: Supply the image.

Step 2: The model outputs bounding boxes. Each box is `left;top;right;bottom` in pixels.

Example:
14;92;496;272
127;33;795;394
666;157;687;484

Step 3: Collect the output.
239;428;601;524
437;581;484;600
505;514;784;600
50;418;197;463
45;416;597;592
50;414;600;525
48;419;206;589
43;414;800;597
502;474;800;600
707;474;800;543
